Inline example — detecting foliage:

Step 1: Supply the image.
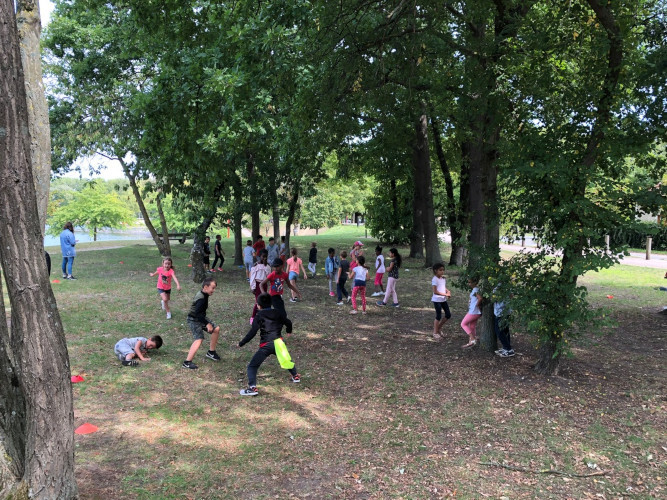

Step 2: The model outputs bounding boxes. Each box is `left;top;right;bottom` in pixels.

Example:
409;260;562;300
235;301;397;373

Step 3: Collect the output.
48;182;134;239
607;221;667;250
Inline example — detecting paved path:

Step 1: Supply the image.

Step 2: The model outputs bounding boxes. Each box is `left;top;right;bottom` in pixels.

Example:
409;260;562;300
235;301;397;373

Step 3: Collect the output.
500;244;667;270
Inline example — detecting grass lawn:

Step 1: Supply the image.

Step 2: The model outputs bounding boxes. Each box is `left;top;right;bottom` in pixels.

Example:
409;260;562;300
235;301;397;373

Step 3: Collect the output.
42;226;665;499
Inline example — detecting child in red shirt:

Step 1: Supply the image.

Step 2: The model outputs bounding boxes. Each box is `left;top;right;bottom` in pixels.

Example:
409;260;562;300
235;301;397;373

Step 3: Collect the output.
259;258;301;316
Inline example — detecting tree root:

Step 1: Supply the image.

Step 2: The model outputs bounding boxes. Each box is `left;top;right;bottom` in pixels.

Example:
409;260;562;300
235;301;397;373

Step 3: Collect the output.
479;461;607;478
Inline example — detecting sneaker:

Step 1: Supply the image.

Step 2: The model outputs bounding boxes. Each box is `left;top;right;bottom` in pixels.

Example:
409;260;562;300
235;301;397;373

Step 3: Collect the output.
494;349;504;355
346;296;352;304
240;386;258;396
376;301;387;306
371;292;380;297
62;273;67;279
218;267;223;271
336;301;344;306
391;303;400;308
182;360;198;370
291;374;301;383
498;349;515;358
166;312;172;319
161;299;165;310
329;291;335;297
66;275;77;280
206;350;221;361
121;359;138;367
349;309;357;315
362;311;367;315
289;297;297;303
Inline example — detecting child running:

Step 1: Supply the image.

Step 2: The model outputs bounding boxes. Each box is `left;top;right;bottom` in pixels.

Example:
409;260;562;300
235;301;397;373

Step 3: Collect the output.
431;263;452;340
348;255;369;314
286;248;307;302
461;277;482;349
249;249;271;325
372;246;385;297
376;248;401;308
325;247;339;297
307;242;318;278
149;257;181;319
238;293;301;396
259;258;302;316
114;335;163;366
183;277;221;369
212;234;225;271
336;250;351;305
243;240;254;281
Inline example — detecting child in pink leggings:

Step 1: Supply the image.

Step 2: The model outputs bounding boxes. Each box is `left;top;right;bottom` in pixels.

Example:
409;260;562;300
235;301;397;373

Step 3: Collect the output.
461;277;482;348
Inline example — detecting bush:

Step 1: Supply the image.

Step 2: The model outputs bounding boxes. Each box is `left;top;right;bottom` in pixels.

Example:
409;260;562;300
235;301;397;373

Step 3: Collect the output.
607;222;667;250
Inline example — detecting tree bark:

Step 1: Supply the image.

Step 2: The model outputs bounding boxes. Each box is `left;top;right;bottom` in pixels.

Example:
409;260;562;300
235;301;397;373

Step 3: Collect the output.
0;4;78;496
413;104;443;266
119;158;170;256
232;179;244;266
284;183;300;257
409;185;424;258
272;197;280;241
155;193;172;256
191;216;212;283
534;335;560;376
16;0;50;237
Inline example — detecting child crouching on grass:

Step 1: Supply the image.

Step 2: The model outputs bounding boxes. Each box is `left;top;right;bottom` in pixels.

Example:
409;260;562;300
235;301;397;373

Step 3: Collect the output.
238;293;300;396
114;335;163;366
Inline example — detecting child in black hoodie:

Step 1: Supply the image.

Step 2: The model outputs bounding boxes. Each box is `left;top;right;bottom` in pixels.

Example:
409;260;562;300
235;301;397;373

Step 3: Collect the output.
237;293;301;396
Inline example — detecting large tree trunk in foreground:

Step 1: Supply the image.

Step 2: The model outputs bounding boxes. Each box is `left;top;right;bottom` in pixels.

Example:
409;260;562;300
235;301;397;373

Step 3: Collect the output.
0;3;78;496
16;0;50;236
413;105;443;267
284;183;300;258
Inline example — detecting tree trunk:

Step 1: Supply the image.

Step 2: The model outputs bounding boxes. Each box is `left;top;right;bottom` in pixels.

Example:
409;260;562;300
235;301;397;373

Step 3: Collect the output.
93;226;97;241
120;158;170;256
284;184;300;257
413;104;443;266
534;335;560;375
409;185;424;258
191;216;213;283
156;193;172;256
272;199;280;241
16;0;50;237
246;151;260;241
0;5;78;496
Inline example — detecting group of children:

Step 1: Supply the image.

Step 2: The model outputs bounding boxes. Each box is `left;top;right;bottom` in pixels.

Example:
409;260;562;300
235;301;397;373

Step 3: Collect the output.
115;238;515;398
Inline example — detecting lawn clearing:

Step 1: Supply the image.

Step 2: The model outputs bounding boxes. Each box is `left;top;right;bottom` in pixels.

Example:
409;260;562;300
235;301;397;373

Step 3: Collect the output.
45;230;665;499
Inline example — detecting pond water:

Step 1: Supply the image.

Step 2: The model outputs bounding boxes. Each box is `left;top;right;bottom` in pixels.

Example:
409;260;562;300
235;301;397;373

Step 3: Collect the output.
44;226;152;247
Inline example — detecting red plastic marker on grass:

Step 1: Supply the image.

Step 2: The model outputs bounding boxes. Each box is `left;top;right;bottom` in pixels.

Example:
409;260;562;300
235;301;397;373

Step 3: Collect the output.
606;295;614;299
119;261;124;264
52;279;61;284
75;423;98;435
71;375;85;383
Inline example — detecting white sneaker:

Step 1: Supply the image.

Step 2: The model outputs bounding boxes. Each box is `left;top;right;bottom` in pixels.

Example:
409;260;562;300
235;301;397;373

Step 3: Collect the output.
346;296;351;304
161;300;165;310
336;301;344;306
166;312;172;319
349;310;357;315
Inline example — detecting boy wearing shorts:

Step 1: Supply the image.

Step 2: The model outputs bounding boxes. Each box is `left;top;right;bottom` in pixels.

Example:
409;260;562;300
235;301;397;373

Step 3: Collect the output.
431;263;452;340
183;277;221;369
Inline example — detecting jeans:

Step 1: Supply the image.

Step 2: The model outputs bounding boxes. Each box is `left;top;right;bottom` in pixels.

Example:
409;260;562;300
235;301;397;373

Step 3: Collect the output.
337;276;349;301
61;256;74;276
493;314;512;351
247;343;297;387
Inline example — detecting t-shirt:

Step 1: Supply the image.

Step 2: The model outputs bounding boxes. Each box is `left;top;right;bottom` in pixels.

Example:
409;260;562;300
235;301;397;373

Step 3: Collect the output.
351;266;368;282
253;240;265;254
375;254;385;273
338;260;350;281
267;243;279;262
214;239;222;255
203;242;211;256
115;337;147;355
309;247;317;263
387;258;399;279
468;287;481;315
286;257;302;274
266;271;289;296
432;276;448;302
243;246;254;262
155;267;175;290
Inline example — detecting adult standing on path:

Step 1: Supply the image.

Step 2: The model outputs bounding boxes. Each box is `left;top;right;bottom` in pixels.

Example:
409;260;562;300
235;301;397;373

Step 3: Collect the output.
60;221;77;280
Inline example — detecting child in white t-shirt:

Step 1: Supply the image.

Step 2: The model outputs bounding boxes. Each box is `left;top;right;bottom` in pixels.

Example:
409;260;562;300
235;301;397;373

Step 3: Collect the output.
348;255;369;314
372;246;385;296
431;263;452;340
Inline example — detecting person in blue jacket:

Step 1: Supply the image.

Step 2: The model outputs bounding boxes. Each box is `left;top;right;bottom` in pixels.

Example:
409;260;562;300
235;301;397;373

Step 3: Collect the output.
59;221;77;280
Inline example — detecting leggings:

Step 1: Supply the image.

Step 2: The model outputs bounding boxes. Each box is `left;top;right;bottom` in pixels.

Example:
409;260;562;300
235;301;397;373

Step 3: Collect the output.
212;255;224;269
383;277;398;304
351;285;366;311
251;286;262;318
247;343;297;387
461;313;481;339
337;276;349;301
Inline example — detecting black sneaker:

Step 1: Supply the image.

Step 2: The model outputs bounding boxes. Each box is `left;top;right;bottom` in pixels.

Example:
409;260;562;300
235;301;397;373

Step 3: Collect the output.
239;386;258;396
182;360;198;370
121;359;138;367
498;349;515;357
206;350;221;361
62;274;67;279
291;374;301;383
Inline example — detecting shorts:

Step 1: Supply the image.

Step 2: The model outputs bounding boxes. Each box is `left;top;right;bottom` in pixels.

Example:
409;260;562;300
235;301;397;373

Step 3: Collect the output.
244;260;253;271
157;288;171;296
114;340;134;361
288;271;298;281
433;301;452;321
188;319;217;341
374;272;384;286
203;256;210;265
